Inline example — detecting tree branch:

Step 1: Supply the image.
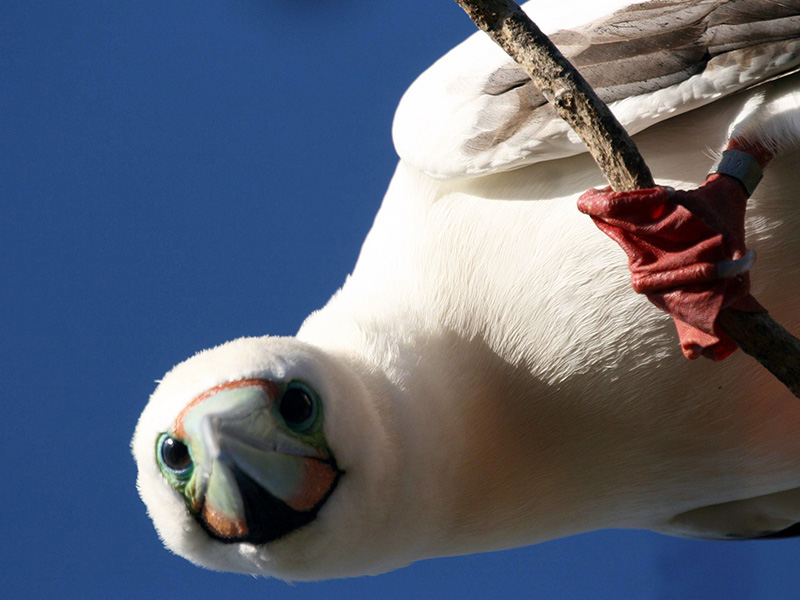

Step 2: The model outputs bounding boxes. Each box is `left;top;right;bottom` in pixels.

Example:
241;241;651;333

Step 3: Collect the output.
454;0;800;399
454;0;654;191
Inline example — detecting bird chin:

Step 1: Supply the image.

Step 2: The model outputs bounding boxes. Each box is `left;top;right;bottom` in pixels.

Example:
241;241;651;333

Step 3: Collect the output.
194;460;342;546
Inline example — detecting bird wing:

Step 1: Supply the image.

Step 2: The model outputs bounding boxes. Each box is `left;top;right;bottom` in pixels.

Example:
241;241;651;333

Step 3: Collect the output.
393;0;800;180
655;487;800;540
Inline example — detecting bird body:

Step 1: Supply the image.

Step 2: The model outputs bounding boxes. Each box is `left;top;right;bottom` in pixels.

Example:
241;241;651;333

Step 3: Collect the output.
134;0;800;581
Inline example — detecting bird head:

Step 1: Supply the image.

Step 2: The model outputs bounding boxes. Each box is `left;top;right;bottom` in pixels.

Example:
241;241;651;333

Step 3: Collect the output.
132;336;401;580
154;375;340;544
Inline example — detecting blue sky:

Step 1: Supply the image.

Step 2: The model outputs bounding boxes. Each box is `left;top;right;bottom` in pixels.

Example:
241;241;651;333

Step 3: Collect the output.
4;1;800;598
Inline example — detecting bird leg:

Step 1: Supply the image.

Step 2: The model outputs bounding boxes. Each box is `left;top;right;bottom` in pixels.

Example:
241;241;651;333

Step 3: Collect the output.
577;139;773;361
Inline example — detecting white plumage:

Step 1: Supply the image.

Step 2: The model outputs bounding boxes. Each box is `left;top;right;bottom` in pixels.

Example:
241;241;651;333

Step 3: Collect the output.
133;0;800;581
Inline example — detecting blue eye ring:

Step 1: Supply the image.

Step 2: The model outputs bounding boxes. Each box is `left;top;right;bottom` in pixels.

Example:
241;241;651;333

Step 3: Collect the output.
156;433;194;479
278;381;319;432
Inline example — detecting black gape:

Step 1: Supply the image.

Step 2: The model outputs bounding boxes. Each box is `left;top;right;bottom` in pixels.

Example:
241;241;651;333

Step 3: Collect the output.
194;461;342;545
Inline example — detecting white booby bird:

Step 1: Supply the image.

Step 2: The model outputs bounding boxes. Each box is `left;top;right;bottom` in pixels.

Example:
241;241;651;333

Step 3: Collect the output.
133;0;800;581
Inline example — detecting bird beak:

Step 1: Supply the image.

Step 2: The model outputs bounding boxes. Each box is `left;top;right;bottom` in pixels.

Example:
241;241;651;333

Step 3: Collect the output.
173;379;340;544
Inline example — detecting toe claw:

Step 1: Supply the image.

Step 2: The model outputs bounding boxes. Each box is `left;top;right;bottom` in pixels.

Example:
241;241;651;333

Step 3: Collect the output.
716;248;755;279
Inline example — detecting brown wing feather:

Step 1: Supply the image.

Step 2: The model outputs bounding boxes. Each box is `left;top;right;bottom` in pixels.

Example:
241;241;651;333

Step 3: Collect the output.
467;0;800;156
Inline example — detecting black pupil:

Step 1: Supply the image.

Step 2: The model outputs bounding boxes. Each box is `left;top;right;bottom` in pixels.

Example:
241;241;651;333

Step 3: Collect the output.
162;436;192;472
280;387;313;425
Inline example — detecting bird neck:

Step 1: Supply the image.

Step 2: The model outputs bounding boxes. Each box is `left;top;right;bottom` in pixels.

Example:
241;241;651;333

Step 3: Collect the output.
339;329;651;562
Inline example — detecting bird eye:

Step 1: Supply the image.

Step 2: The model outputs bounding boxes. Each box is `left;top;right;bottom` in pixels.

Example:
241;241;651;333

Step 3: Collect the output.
279;382;317;430
158;434;193;475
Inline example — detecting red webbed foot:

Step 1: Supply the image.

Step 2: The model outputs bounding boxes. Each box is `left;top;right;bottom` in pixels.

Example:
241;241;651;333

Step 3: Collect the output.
577;143;772;361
